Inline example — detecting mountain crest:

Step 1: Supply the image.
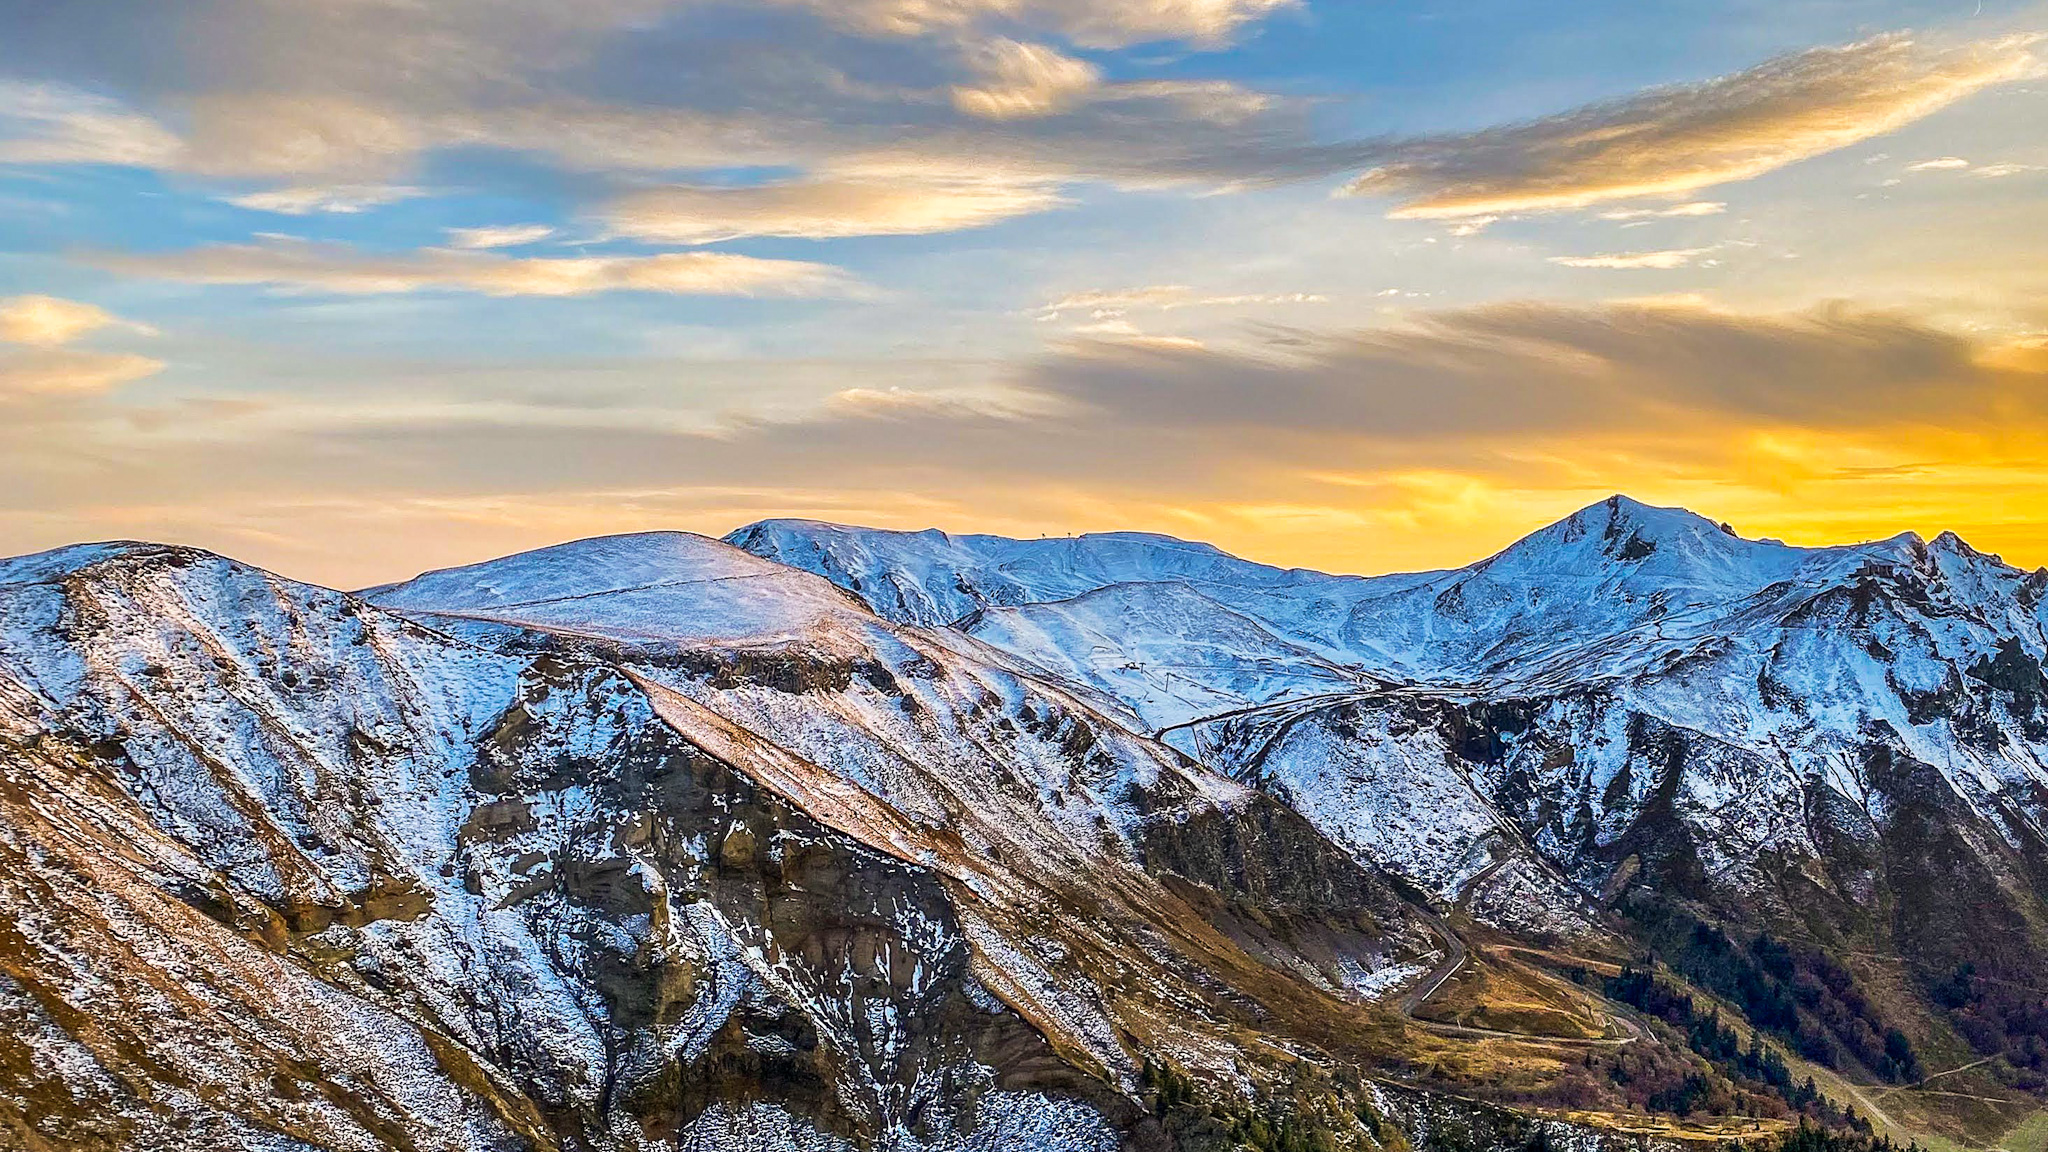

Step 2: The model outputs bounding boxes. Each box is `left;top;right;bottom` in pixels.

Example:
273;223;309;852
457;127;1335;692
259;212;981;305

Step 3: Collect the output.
1466;494;1788;591
0;540;220;587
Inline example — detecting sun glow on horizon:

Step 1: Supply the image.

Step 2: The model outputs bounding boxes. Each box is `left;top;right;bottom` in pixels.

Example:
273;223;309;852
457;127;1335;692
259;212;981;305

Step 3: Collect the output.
0;2;2043;582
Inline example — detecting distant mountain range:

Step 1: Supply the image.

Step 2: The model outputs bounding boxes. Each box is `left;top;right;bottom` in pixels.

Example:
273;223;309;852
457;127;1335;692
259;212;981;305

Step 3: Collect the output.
5;496;2046;1151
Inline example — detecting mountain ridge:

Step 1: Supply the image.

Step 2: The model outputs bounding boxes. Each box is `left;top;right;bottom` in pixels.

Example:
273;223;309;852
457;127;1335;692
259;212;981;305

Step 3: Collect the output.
0;524;1458;1152
8;497;2048;1150
732;494;2048;1147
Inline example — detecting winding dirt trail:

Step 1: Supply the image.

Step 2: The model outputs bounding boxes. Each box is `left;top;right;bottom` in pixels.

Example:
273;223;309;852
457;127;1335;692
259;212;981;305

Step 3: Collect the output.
1393;858;1643;1047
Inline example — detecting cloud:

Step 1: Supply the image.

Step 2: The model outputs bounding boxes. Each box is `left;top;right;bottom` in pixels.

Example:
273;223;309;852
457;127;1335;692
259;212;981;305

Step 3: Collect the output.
213;299;2022;471
0;349;164;397
0;82;182;168
1549;247;1715;269
1597;201;1727;220
1899;155;2043;178
99;239;855;297
794;0;1297;48
0;296;124;347
11;298;2047;587
0;1;1302;196
603;177;1066;242
223;184;425;215
821;384;1065;420
1342;34;2039;218
1038;285;1327;316
443;224;558;249
1042;286;1197;312
998;300;2033;442
952;40;1101;120
1445;216;1498;236
8;2;2026;244
179;94;427;181
0;295;162;399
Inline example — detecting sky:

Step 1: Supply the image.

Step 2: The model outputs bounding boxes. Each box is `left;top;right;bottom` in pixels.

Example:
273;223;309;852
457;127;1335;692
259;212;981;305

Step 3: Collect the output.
1;0;2045;589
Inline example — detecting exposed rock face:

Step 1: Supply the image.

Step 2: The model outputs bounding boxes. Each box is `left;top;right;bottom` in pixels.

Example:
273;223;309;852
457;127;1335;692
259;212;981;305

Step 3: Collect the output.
0;536;1434;1151
12;496;2048;1149
737;498;2048;1081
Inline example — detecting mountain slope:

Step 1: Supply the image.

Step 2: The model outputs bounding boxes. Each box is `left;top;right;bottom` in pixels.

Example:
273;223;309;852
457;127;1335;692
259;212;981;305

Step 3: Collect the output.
14;504;2048;1149
732;498;1960;697
721;519;1404;633
731;500;2048;900
733;498;2048;1139
1;535;1482;1151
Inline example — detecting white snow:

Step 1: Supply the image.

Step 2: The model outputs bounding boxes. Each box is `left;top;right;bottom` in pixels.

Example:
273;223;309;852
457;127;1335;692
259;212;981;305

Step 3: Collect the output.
735;495;2048;928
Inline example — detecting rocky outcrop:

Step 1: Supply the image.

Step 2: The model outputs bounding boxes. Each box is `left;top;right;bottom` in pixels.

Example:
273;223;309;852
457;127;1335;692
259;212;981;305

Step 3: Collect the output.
0;537;1451;1150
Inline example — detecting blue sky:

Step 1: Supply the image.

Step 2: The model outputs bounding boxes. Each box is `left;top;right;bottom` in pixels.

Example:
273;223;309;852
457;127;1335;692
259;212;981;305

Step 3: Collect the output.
1;0;2045;585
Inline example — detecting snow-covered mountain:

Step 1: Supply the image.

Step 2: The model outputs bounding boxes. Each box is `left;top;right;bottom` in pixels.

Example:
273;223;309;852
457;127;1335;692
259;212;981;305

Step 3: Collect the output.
11;499;2048;1150
735;498;2013;714
720;520;1352;633
0;533;1443;1151
736;497;2048;969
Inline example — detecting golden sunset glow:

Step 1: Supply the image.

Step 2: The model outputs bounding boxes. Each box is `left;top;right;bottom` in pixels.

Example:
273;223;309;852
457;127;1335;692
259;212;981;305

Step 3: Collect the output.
0;1;2043;584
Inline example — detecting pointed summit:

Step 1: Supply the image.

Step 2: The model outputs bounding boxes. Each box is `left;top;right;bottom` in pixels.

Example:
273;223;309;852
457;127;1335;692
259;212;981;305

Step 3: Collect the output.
1927;529;2006;566
1468;494;1786;588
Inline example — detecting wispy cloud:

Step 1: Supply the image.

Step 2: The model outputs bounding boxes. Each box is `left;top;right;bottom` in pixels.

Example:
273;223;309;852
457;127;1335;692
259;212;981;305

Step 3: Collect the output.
1903;156;2043;178
224;184;425;215
0;295;125;347
443;224;558;249
952;40;1102;120
0;295;161;397
1005;300;2030;439
178;93;426;181
1343;34;2039;218
799;0;1297;48
1597;202;1727;221
0;348;164;397
0;81;181;168
99;239;855;298
604;177;1066;243
1549;247;1715;269
1042;286;1199;312
1038;285;1327;316
821;383;1067;421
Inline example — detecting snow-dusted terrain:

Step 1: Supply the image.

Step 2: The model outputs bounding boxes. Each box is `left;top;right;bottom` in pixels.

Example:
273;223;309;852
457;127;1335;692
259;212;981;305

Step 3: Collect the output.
9;497;2048;1150
737;497;2048;937
0;533;1432;1151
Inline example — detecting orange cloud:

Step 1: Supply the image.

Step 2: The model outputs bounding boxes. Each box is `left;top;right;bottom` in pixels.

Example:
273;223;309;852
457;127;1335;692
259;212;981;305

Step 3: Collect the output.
11;298;2048;586
0;295;122;347
0;296;162;399
0;349;164;397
